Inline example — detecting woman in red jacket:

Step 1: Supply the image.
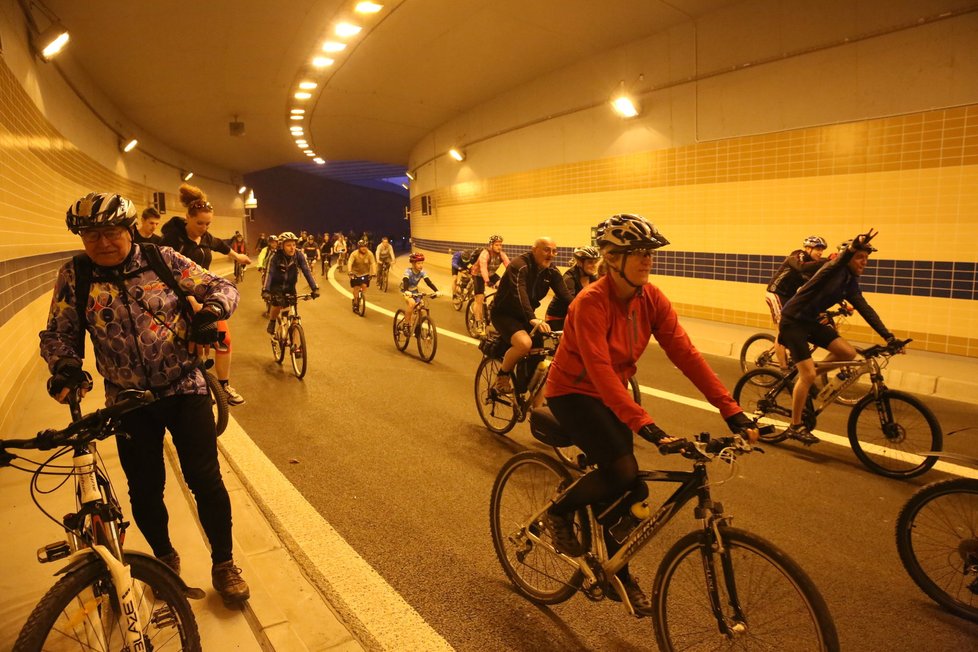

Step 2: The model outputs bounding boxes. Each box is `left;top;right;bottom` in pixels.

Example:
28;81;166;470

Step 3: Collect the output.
544;213;756;614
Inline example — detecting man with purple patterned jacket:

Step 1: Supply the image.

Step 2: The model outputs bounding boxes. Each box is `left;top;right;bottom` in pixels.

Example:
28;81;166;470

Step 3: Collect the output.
39;192;250;607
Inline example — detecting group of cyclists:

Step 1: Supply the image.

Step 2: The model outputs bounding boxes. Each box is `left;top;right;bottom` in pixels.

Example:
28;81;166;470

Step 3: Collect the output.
39;182;900;621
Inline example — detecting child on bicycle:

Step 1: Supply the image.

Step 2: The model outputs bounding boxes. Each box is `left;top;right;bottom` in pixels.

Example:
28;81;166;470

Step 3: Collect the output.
544;213;756;614
263;231;319;334
400;252;439;332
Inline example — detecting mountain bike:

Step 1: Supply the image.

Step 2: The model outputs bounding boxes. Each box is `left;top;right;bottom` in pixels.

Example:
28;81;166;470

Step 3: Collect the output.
739;304;865;405
452;270;474;311
489;430;839;651
271;293;312;379
393;291;439;362
465;291;495;338
233;260;246;284
378;261;394;292
0;389;202;650
733;338;942;479
895;453;978;623
350;274;371;317
474;327;561;435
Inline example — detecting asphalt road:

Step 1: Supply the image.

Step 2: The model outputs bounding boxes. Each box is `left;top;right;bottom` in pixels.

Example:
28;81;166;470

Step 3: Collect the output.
225;262;978;651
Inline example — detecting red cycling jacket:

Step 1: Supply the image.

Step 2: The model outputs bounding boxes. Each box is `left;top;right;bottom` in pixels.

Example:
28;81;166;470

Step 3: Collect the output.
545;275;742;432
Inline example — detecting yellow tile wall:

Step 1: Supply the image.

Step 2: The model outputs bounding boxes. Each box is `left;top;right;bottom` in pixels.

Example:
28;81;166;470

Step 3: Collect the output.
412;105;978;357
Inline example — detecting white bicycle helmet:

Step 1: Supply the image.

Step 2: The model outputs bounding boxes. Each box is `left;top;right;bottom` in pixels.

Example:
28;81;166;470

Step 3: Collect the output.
278;231;299;242
572;246;600;260
595;214;669;252
66;193;136;234
803;235;828;249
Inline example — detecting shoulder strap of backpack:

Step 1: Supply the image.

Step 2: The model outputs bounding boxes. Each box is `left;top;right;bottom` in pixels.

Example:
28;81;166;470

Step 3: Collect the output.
139;243;194;317
72;254;93;358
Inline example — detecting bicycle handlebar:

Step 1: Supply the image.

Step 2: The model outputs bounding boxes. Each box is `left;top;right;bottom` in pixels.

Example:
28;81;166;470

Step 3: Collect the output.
0;389;155;458
659;432;758;461
857;337;912;359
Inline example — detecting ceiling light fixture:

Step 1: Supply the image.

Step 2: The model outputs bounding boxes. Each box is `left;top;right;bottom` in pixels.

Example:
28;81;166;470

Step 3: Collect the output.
290;109;306;114
20;0;70;61
312;56;335;68
355;2;383;14
449;148;465;162
335;23;362;38
238;185;247;195
299;81;318;90
120;138;138;153
322;41;346;53
401;183;409;190
290;115;304;121
182;170;194;181
405;170;415;180
304;152;316;157
313;157;326;165
294;91;312;100
37;23;69;60
611;81;641;118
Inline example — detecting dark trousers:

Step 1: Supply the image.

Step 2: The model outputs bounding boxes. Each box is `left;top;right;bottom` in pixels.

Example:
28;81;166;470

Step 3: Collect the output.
117;393;233;564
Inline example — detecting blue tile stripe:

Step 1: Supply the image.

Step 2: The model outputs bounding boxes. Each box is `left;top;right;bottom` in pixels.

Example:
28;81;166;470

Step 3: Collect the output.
411;238;978;301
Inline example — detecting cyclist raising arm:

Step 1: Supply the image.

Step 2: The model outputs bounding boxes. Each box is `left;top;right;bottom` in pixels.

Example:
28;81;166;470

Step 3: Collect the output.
399;252;439;331
490;237;574;395
777;230;898;445
263;231;319;334
544;214;755;614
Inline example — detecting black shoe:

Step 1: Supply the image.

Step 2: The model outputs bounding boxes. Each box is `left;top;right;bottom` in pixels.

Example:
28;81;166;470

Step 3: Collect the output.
266;320;276;335
785;423;819;445
608;575;653;617
545;510;583;556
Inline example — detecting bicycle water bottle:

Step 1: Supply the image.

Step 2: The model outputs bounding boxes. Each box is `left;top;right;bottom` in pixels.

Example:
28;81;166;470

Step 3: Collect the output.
608;500;651;543
815;372;847;409
526;358;551;398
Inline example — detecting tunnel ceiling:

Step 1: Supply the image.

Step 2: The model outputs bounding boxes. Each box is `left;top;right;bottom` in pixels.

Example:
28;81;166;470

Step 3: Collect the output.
43;0;739;179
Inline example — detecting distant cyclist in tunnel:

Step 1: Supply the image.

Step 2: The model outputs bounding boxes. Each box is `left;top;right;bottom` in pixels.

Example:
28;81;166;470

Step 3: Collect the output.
764;235;828;370
399;252;439;333
263;231;320;335
543;213;756;614
471;235;511;336
544;245;600;332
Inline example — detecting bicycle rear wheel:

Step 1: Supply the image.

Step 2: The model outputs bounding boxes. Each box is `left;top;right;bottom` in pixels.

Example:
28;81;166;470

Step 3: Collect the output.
653;527;838;652
416;315;437;362
739;333;780;383
896;478;978;622
15;553;201;651
289;324;307;379
847;390;942;479
732;369;792;443
489;451;589;605
465;299;480;337
474;355;518;434
204;370;229;436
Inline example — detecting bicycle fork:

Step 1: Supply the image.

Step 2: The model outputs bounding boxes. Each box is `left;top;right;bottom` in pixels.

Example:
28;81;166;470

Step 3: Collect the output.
698;516;749;638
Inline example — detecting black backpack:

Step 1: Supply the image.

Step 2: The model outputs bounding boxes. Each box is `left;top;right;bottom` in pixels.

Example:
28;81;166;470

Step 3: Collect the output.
72;243;193;356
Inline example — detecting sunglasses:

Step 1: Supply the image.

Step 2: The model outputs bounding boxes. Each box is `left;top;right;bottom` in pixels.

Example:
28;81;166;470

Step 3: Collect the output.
80;226;128;243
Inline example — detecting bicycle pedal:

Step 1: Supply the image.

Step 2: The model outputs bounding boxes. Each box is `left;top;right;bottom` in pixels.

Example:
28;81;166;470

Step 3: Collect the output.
38;540;72;563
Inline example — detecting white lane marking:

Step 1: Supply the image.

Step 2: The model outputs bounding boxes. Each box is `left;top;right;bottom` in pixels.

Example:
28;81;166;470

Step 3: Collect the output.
329;272;974;479
219;418;454;651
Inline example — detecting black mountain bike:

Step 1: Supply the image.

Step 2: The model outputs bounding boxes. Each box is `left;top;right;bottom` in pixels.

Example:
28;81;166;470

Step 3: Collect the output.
490;426;839;651
0;389;202;650
733;338;942;479
896;453;978;623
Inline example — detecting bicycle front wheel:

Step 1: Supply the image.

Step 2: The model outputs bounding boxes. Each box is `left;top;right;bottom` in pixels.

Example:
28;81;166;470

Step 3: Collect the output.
271;328;286;364
465;299;480;337
355;291;366;316
204;370;229;436
653;527;838;652
393;310;410;351
489;452;589;605
896;478;978;622
289;324;307;379
416;315;438;362
847;389;942;479
474;355;518;434
739;333;779;381
15;554;201;651
732;369;791;443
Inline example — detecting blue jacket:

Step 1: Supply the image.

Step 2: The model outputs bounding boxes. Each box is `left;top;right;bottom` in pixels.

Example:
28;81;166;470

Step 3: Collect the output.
263;250;318;294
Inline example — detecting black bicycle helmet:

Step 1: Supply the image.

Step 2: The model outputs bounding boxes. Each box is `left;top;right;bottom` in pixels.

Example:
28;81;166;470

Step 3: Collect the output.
595;214;669;252
838;239;877;253
66;192;136;234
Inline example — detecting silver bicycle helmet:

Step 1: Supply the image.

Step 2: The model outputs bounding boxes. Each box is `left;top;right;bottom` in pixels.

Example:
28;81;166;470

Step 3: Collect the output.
572;246;600;260
803;235;828;249
66;193;136;234
595;214;669;252
278;231;298;242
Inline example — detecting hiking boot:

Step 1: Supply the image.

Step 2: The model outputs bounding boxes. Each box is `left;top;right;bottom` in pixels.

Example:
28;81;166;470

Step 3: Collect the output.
157;549;181;576
212;560;250;605
266;320;276;335
785;423;819;445
545;510;583;557
494;373;513;395
224;385;245;406
608;575;653;617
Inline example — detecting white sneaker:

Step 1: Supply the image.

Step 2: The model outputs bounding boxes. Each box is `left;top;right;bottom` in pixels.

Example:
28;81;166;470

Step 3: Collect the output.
224;385;245;406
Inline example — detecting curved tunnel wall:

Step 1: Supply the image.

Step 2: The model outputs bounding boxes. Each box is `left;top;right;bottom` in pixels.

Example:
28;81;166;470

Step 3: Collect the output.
407;2;978;358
